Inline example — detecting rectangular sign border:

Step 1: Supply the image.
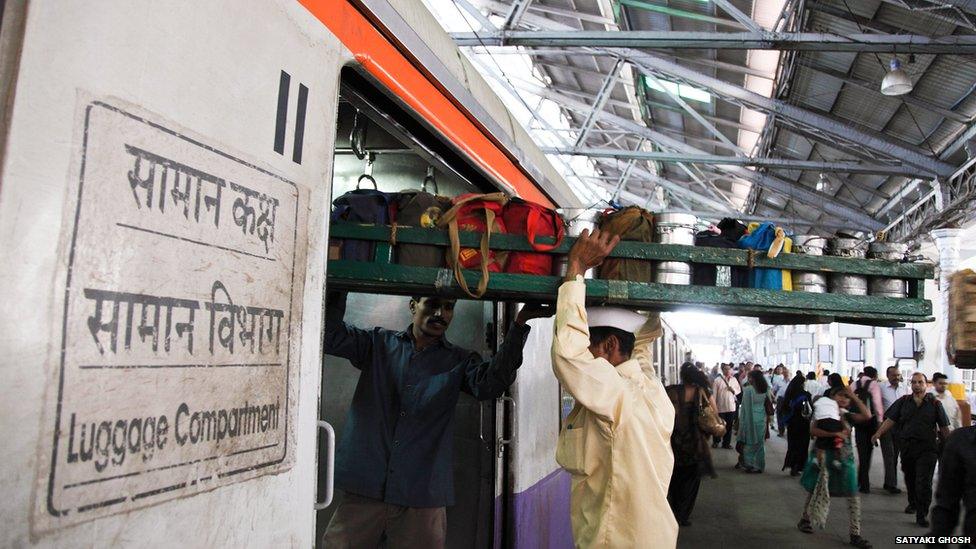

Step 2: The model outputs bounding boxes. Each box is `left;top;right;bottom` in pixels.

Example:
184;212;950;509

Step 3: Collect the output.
46;100;301;519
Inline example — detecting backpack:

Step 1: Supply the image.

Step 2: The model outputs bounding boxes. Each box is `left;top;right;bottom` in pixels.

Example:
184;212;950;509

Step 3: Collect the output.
329;175;393;262
501;198;566;275
437;193;510;298
691;230;749;287
800;397;813;419
392;175;452;268
854;379;873;414
596;206;654;283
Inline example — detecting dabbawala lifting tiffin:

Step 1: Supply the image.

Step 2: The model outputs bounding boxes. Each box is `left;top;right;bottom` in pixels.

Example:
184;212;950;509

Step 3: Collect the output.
552;228;679;548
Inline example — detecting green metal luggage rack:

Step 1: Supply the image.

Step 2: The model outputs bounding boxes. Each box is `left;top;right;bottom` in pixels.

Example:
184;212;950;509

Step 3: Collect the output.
326;223;935;326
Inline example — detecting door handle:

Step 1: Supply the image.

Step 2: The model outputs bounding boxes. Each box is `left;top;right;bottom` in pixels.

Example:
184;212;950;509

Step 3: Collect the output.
315;420;336;510
496;395;516;458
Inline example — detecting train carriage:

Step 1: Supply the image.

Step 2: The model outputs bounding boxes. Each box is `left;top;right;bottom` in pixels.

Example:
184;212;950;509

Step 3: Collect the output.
0;0;687;547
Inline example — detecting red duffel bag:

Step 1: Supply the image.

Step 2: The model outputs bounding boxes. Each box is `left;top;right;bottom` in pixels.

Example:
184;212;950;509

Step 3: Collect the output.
502;198;565;275
437;192;510;298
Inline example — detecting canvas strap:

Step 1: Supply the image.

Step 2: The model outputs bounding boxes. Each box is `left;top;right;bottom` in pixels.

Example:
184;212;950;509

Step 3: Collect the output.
439;193;508;299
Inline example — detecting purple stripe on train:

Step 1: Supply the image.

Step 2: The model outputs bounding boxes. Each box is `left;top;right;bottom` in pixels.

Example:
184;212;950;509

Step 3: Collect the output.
495;469;573;549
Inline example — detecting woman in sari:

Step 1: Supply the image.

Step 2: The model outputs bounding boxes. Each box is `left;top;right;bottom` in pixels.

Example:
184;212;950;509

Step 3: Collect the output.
666;363;719;526
796;386;873;548
737;369;771;473
781;371;812;476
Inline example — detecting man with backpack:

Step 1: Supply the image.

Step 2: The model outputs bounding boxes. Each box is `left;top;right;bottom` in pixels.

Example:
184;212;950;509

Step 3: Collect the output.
854;367;884;494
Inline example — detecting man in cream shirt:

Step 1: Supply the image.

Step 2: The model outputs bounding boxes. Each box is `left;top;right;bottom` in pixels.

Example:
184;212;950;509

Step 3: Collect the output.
552;228;678;548
931;372;962;430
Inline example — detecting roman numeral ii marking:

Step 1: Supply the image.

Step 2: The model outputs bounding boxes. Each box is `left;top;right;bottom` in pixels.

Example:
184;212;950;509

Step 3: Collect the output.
274;70;308;165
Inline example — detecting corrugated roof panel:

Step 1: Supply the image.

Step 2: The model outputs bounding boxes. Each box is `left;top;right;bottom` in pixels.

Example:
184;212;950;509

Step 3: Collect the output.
884;106;944;146
927;120;965;155
951;90;976;120
874;2;964;34
831;86;900;132
790;66;843;112
621;4;672;32
820;0;881;20
912;56;976;110
809;139;866;162
808;10;863;36
772;130;813;159
762;192;789;208
801;50;857;74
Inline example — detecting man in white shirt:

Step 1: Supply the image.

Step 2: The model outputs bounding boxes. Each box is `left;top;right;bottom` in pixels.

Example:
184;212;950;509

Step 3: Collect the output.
880;365;910;494
803;371;824;397
712;363;741;449
776;371;791;400
931;372;962;430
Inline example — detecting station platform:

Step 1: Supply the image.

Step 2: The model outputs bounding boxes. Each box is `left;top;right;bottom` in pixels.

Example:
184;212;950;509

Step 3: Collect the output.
679;433;931;548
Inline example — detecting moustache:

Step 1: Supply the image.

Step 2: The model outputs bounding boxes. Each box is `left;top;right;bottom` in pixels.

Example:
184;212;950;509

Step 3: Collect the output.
427;318;447;326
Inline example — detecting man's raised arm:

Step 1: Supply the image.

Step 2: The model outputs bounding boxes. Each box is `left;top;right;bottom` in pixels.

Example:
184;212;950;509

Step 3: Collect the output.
324;291;374;368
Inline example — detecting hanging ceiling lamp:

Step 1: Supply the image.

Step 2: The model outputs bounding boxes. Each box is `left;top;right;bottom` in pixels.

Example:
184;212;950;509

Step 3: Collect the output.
881;58;913;96
816;172;828;192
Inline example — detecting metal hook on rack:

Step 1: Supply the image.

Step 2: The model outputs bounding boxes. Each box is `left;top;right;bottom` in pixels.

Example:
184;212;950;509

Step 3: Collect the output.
350;109;368;160
357;152;377;190
422;165;439;194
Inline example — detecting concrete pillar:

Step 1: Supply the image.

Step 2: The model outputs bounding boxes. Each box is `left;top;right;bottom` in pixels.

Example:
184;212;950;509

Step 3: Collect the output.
873;326;885;373
931;227;964;399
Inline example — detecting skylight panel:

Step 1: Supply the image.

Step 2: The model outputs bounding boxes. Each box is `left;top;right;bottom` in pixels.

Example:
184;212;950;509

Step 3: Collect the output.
644;77;712;103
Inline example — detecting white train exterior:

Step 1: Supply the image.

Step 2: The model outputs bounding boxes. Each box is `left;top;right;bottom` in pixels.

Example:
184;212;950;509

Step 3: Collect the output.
0;1;686;546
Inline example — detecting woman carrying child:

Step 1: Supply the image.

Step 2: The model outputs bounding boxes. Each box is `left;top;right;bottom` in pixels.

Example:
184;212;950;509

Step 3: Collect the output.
796;385;873;548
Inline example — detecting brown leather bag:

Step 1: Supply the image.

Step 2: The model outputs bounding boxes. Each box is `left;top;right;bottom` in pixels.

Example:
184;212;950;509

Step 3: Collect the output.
698;391;726;438
596;206;654;282
392;180;452;268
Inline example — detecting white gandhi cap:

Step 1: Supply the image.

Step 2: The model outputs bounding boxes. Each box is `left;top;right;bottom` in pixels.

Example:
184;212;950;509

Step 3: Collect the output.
585;306;646;333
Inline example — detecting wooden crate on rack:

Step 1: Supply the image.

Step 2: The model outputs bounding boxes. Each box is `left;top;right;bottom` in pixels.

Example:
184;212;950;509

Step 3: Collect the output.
949;269;976;367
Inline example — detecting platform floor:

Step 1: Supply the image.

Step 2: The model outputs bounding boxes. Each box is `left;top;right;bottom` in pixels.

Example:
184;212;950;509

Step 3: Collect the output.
677;432;934;549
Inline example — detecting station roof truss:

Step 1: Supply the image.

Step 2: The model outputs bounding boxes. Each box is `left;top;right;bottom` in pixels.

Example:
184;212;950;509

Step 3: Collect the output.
432;0;976;243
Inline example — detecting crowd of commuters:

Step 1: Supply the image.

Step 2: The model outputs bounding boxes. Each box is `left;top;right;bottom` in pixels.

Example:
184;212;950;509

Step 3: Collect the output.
323;224;973;548
676;359;976;547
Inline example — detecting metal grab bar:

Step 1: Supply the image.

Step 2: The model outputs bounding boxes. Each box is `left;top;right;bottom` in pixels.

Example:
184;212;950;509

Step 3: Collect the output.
496;395;516;458
315;420;336;510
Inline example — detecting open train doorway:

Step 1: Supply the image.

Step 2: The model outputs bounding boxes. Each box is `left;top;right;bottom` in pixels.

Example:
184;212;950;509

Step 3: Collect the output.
315;67;512;548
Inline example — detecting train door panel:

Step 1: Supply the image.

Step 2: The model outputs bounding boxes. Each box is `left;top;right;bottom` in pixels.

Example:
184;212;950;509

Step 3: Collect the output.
0;1;345;546
317;295;495;547
317;70;502;547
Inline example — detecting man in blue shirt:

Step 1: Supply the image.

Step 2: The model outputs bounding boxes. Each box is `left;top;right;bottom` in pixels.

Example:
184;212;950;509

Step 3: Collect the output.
321;292;551;548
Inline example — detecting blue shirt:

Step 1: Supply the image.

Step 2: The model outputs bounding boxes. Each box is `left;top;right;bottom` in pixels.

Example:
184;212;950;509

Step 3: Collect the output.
324;294;530;507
